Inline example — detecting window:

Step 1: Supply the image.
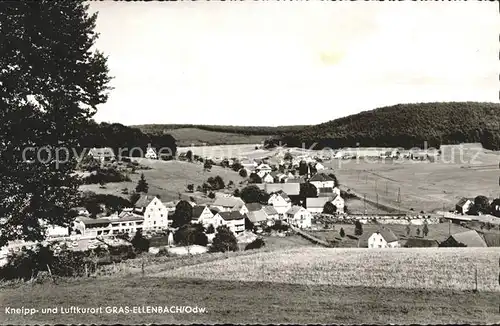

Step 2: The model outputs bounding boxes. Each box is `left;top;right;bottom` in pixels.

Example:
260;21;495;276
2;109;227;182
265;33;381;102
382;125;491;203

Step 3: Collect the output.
378;245;382;248
161;214;163;217
154;221;156;225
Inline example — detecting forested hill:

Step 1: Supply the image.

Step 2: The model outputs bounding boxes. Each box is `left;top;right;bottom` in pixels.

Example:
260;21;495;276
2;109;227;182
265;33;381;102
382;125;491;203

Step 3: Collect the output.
133;124;308;136
265;102;500;150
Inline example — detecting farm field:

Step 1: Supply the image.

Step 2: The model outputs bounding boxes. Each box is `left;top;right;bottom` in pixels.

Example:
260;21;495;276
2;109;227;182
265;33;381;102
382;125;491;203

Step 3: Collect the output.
153;247;500;292
79;159;244;202
323;146;500;213
308;222;473;247
165;128;272;146
2;277;499;325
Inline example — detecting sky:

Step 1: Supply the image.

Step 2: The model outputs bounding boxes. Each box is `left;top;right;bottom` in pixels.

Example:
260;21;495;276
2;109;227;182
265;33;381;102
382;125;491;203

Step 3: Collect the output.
89;1;500;127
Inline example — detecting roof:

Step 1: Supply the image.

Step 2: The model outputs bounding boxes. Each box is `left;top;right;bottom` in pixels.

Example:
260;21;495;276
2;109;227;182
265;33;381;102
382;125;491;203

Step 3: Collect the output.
256;183;300;196
306;197;332;209
89;147;115;157
372;228;399;243
115;213;144;223
450;230;487;247
246;210;268;223
309;173;335;182
212;196;245;208
257;164;271;170
286;206;305;215
270;190;291;202
482;232;500;247
134;195;158;208
77;217;111;226
218;211;246;221
263;205;278;215
403;238;439;248
456;198;473;207
286;177;306;184
192;205;209;219
245;203;263;212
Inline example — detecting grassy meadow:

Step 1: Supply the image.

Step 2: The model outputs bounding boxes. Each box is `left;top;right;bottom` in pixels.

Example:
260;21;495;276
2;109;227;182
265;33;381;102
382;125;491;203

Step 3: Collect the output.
324;146;500;213
79;159;244;202
153;247;500;292
165;128;271;146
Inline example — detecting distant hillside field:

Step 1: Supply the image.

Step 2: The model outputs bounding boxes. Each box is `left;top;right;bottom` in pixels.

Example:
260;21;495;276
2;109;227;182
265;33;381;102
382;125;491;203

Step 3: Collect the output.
267;102;500;150
133;124;308;146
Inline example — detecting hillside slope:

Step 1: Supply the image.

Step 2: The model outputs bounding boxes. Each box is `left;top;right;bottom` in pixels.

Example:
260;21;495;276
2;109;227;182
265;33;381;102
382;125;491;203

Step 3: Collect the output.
267;102;500;150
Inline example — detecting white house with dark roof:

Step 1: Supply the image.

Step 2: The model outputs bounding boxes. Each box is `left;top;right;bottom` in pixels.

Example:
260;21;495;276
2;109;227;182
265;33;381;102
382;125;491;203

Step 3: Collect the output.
263;205;279;225
256;163;272;174
133;195;170;230
268;191;292;216
145;147;158;159
215;211;246;235
257;183;300;196
88;147;115;161
191;205;215;227
455;198;474;215
309;173;336;195
306;197;332;214
262;173;274;184
368;228;400;248
286;206;312;229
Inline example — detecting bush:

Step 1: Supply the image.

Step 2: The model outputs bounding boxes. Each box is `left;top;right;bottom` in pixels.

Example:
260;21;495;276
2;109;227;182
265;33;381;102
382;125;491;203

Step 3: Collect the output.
208;192;216;199
131;230;150;253
210;225;238;253
245;238;265;250
174;224;208;247
239;168;248;178
81;167;131;185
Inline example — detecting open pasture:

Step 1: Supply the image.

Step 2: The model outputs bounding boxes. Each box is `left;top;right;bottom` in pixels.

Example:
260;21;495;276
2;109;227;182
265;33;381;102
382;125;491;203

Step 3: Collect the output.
324;147;500;213
153;247;500;292
80;159;244;202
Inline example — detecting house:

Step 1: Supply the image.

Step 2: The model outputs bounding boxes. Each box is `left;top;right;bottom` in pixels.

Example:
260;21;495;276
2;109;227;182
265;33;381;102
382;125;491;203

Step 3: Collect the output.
191;205;215;227
275;173;287;183
440;230;487;247
71;207;90;217
309;173;336;195
403;238;439;248
39;219;69;238
212;196;246;212
246;210;268;229
331;194;345;214
367;228;400;248
240;159;258;171
256;183;300;196
306;197;332;214
456;198;474;215
262;173;274;184
285;177;306;184
73;214;145;238
145;147;157;159
268;191;292;216
286;206;312;229
133;195;170;230
314;162;325;170
216;211;246;235
88;147;115;161
256;163;272;174
263;205;279;224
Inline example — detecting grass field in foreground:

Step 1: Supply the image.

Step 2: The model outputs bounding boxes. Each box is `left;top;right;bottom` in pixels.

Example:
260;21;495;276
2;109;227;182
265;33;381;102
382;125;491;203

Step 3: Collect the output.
1;277;499;325
154;247;500;292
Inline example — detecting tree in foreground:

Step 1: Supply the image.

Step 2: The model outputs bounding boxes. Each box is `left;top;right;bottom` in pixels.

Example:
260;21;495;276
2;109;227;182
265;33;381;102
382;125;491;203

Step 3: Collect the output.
422;222;429;237
171;200;193;228
322;202;337;215
245;238;265;251
240;185;269;204
131;229;150;253
173;223;208;247
0;1;111;246
210;225;238;253
354;220;363;236
135;173;149;193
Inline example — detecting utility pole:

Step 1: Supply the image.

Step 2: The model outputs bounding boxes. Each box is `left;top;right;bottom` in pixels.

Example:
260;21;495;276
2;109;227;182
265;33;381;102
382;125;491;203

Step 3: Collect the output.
364;193;367;216
397;187;401;203
385;181;388;196
376;193;379;216
375;178;378;192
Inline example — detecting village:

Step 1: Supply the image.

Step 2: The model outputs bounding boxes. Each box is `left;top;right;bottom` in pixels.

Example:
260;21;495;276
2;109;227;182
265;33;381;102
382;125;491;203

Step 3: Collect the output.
2;143;499;269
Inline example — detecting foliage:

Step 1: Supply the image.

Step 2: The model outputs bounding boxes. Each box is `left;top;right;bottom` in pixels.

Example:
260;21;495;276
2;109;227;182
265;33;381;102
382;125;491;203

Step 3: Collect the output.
135;173;149;193
406;225;411;236
469;195;490;215
210;225;238;253
186;150;193;162
298;161;309;176
0;0;112;246
491;198;500;217
240;185;270;204
81;192;132;217
232;162;243;172
173;223;208;247
171;200;193;228
322;202;337;214
131;229;150;253
265;220;289;232
239;168;248;178
206;224;215;234
300;183;318;199
245;238;266;250
328;174;340;187
233;188;241;197
208;192;216;199
416;227;421;237
207;176;225;190
354;220;363;236
136;124;307;137
422;222;429;237
129;192;141;205
203;160;212;171
81;167;131;185
339;227;345;238
187;184;194;193
248;173;262;184
265;102;500;150
284;152;293;161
